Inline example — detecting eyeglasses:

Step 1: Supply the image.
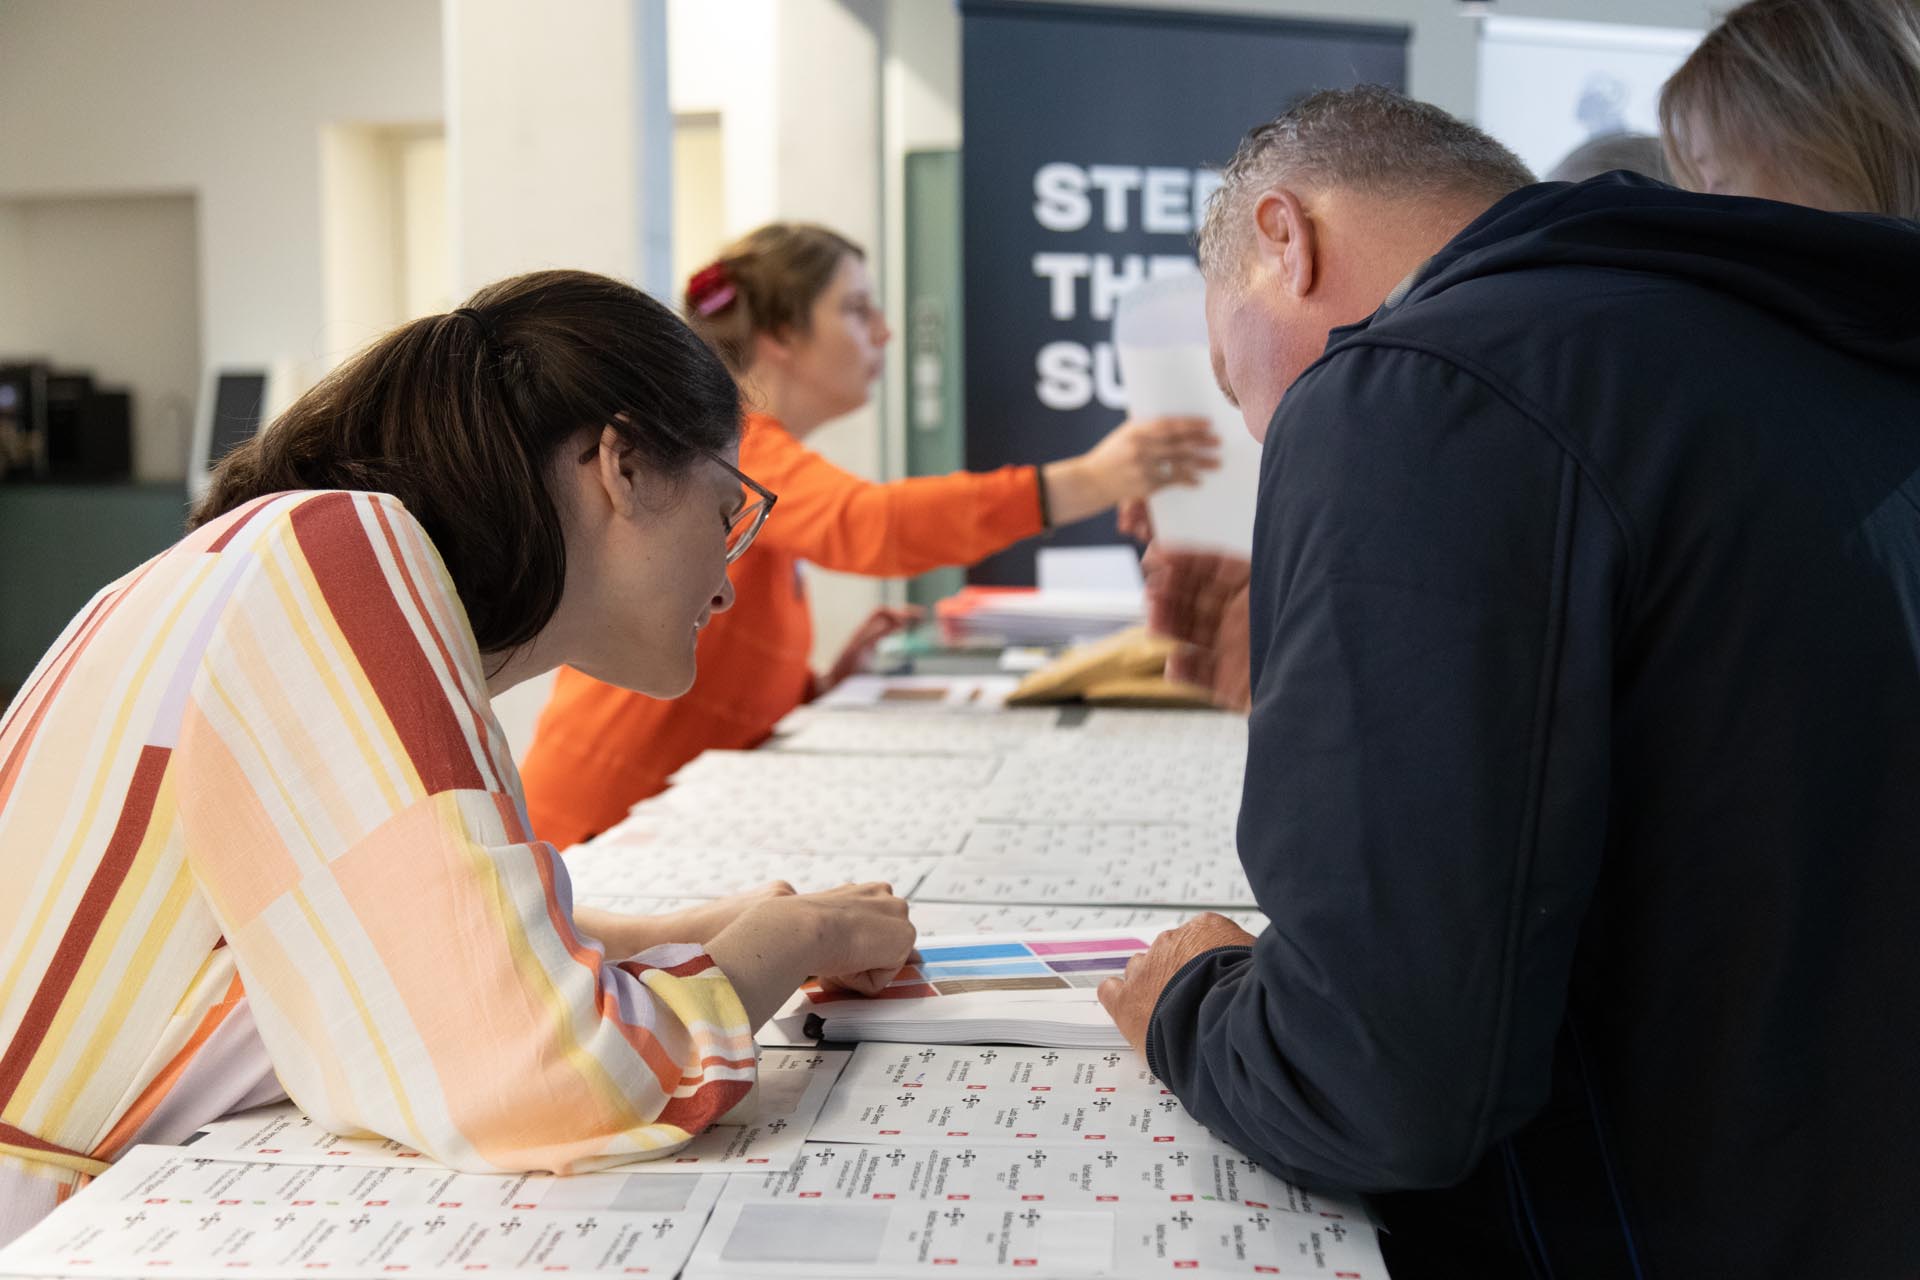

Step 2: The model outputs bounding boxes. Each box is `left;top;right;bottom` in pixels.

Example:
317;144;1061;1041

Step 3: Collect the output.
578;430;778;565
714;452;777;564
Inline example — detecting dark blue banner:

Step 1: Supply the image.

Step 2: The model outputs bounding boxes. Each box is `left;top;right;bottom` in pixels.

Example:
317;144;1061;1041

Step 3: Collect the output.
959;0;1407;584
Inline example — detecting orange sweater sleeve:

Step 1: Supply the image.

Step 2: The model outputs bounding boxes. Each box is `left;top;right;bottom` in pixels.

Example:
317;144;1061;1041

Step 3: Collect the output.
743;415;1047;575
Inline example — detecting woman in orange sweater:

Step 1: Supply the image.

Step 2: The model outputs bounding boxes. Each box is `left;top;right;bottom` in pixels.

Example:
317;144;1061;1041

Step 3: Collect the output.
520;223;1217;847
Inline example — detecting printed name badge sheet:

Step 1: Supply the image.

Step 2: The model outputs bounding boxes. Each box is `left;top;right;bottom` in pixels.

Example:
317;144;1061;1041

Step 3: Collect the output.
185;1049;850;1172
685;1143;1385;1278
0;1145;724;1279
809;1045;1220;1149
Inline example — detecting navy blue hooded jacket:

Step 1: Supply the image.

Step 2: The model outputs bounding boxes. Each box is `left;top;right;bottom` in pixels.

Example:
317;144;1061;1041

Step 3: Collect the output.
1145;176;1920;1278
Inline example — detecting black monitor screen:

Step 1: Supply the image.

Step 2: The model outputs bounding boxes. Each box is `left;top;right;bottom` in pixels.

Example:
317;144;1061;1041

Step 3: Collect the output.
210;373;267;464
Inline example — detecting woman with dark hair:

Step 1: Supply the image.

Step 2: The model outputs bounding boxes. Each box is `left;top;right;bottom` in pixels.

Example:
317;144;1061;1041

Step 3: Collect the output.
521;224;1221;847
0;269;913;1245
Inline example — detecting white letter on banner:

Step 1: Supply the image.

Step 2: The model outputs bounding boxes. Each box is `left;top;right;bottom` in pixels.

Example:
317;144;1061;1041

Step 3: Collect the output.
1086;165;1145;232
1142;168;1192;235
1036;342;1093;410
1090;254;1148;322
1034;163;1092;232
1093;342;1127;409
1032;253;1091;321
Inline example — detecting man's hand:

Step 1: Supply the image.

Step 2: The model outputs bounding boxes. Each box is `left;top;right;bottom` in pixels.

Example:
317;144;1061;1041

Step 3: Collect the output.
1142;545;1253;712
823;605;926;690
1097;913;1257;1053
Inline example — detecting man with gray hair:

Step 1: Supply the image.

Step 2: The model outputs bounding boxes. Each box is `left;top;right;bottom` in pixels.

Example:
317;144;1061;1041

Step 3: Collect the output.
1097;87;1920;1276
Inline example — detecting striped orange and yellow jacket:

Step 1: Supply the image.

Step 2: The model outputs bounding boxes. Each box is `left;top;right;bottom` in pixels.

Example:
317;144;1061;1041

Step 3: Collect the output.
0;490;756;1244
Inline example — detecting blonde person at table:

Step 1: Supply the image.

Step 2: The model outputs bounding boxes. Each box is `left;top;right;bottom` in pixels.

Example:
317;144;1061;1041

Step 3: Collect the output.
519;222;1221;847
1660;0;1920;218
0;269;914;1246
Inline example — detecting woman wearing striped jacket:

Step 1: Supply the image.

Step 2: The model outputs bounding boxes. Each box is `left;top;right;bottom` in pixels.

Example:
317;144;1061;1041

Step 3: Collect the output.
0;269;914;1244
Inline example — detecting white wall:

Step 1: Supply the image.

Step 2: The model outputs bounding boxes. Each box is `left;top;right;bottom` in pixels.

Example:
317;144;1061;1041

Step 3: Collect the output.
0;0;444;479
669;0;890;671
320;125;451;365
444;0;661;291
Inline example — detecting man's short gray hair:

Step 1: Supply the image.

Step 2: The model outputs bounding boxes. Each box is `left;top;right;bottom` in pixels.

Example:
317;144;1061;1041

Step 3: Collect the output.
1197;86;1536;276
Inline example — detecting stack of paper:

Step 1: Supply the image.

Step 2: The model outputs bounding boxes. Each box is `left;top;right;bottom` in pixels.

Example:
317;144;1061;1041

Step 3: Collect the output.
935;587;1145;648
785;932;1153;1049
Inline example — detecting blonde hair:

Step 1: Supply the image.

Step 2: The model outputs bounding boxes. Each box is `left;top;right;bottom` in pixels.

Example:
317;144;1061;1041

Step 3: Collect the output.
1660;0;1920;218
684;223;864;375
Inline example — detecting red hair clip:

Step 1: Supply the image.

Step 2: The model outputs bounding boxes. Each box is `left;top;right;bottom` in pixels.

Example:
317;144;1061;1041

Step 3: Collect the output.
688;262;738;317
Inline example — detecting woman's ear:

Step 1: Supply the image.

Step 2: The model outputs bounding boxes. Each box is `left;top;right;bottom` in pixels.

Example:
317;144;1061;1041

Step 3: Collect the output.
589;423;639;517
752;326;796;372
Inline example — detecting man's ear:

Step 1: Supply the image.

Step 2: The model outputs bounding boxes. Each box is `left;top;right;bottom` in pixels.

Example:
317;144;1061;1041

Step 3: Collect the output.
1251;188;1316;299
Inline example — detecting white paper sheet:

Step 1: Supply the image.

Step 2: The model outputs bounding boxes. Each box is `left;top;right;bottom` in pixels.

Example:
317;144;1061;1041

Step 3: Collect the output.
684;1142;1385;1278
597;809;971;858
185;1049;850;1172
641;780;989;829
1113;274;1266;558
914;855;1255;909
735;1140;1371;1218
814;675;1020;710
767;709;1069;757
807;1044;1217;1149
0;1145;724;1279
956;822;1236;862
565;843;934;902
976;758;1243;825
669;751;1002;792
1036;546;1146;595
687;1195;1113;1278
907;903;1268;938
1076;708;1248;743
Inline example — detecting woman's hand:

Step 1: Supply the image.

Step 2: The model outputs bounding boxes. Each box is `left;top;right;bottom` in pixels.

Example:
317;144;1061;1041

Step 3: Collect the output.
790;881;919;996
572;880;799;958
821;605;925;690
705;881;917;1028
1041;416;1220;527
660;880;799;945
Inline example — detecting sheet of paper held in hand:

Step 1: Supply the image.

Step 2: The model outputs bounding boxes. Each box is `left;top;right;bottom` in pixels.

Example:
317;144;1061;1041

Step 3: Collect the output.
1113;272;1265;557
0;1144;725;1279
183;1048;849;1172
